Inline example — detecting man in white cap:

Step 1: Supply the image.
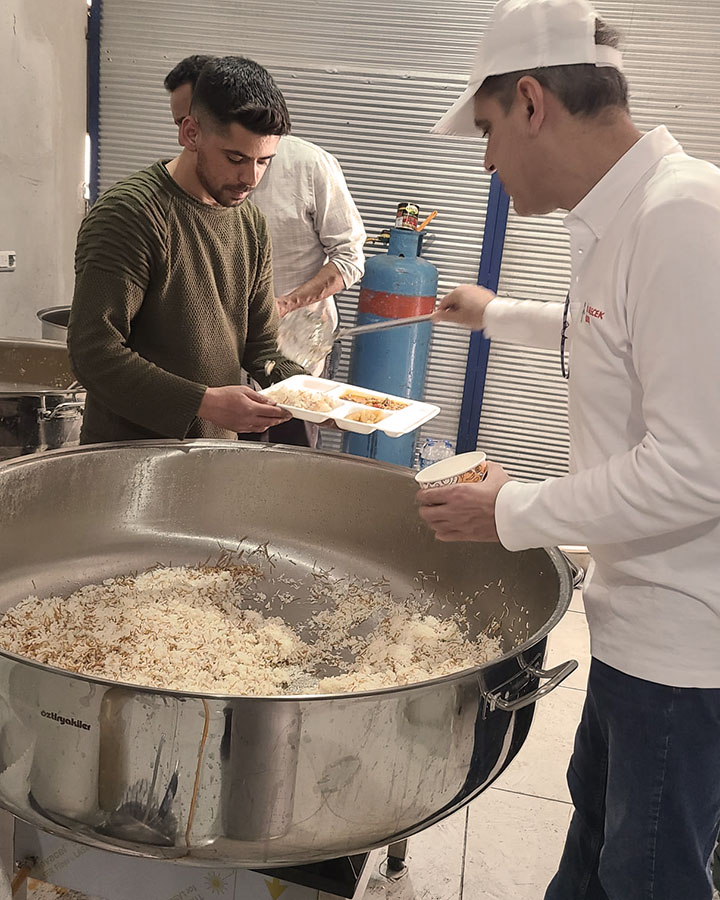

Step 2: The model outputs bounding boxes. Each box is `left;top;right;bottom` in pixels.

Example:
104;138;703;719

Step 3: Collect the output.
419;0;720;897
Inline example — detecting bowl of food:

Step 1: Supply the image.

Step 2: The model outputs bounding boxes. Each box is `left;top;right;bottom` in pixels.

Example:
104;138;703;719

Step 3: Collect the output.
415;450;488;490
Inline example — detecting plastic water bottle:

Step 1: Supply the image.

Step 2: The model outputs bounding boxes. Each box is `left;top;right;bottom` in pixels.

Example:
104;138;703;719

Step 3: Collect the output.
419;438;455;469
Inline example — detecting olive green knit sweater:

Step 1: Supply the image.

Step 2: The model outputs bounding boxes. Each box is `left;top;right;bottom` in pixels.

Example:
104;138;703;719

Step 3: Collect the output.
68;161;303;444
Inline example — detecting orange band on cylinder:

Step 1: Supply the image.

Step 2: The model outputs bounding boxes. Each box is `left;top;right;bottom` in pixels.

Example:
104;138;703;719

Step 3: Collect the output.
358;290;436;319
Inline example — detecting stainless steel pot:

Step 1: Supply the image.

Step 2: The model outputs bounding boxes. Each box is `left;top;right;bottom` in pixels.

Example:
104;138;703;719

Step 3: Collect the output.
0;338;84;461
0;441;575;867
36;306;70;342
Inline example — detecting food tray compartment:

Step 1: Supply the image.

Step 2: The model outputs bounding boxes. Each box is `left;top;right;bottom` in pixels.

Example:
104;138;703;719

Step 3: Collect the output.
326;384;440;437
261;375;343;423
330;386;411;413
375;400;441;438
333;404;393;435
274;375;339;394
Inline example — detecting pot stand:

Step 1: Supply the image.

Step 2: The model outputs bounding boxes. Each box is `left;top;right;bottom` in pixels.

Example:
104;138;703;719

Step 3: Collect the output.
13;819;389;899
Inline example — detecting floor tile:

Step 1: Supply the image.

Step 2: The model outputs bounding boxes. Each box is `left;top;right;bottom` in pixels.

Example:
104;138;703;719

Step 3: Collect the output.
546;610;590;692
462;789;573;900
365;808;466;900
491;686;584;803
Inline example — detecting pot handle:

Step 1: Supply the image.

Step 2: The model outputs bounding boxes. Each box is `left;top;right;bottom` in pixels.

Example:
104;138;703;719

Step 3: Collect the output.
486;659;578;712
40;401;85;420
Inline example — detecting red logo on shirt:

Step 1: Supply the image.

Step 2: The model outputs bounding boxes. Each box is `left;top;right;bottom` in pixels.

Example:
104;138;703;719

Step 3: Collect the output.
584;305;605;323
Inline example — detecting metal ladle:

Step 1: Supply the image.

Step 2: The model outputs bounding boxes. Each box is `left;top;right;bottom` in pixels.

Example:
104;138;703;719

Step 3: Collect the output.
277;309;435;373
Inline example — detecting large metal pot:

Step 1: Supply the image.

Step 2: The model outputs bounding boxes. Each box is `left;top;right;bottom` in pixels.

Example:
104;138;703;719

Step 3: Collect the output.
0;338;84;461
0;441;574;867
37;306;70;342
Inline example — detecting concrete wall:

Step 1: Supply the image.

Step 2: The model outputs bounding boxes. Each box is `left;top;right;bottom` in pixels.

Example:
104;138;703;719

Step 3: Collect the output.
0;0;87;338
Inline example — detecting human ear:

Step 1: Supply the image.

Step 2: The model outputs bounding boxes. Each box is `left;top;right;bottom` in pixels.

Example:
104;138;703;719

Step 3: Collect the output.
516;77;545;135
180;115;200;152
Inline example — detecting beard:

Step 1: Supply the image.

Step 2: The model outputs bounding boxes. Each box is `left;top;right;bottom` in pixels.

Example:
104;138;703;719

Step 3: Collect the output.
195;148;251;208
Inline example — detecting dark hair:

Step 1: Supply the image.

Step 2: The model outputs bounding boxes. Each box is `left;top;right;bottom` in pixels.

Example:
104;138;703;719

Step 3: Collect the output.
163;54;216;92
190;56;291;136
479;19;628;117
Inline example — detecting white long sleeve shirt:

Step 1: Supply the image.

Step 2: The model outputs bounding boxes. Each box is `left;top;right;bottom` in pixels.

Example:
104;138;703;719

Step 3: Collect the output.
486;126;720;688
250;134;366;331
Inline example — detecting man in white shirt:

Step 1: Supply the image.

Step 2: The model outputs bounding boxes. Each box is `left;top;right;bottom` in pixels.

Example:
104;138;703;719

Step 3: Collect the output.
421;1;720;897
165;56;366;446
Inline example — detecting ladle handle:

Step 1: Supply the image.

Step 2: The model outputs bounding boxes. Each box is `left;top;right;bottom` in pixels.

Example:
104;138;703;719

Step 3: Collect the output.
338;313;435;341
486;659;578;712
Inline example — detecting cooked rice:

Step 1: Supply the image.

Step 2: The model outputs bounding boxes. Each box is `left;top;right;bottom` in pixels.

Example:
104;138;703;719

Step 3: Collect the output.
266;386;338;413
0;560;503;696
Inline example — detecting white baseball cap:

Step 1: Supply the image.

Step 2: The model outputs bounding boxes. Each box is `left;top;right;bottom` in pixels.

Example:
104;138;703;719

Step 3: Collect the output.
432;0;623;137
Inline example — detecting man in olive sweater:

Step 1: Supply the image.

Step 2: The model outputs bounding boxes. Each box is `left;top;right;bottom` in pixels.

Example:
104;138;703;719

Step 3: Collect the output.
68;56;303;444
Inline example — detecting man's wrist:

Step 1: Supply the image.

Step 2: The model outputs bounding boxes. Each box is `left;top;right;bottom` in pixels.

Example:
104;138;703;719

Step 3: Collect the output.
478;293;498;331
197;386;215;419
288;291;322;309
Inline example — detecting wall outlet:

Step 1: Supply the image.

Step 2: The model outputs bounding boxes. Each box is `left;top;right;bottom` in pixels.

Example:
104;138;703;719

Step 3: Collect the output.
0;251;16;272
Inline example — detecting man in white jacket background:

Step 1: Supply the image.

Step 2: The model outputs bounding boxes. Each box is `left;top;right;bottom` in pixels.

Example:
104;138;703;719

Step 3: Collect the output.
420;0;720;898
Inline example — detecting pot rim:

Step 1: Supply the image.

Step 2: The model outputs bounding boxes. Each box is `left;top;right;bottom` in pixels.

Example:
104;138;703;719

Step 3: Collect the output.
0;440;573;703
0;336;79;396
36;306;71;320
0;389;83;398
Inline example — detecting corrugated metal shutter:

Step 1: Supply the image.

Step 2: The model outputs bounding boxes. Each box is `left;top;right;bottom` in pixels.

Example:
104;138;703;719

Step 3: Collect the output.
96;0;720;471
479;0;720;480
96;0;503;454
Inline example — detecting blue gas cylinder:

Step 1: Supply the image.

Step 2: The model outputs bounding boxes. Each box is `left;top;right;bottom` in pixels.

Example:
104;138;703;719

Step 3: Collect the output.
344;227;438;467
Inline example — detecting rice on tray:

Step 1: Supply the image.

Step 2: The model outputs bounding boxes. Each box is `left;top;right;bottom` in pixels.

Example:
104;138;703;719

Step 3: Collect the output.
0;560;503;696
266;386;338;413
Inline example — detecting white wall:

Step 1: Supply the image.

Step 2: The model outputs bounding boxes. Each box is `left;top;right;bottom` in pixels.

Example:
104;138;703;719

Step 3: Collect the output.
0;0;87;338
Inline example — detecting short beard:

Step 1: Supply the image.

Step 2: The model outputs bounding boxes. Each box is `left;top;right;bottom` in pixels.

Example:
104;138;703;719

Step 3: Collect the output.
195;148;236;207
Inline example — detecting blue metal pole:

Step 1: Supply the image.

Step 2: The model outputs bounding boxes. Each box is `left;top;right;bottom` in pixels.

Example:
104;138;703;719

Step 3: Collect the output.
87;0;102;206
455;173;510;453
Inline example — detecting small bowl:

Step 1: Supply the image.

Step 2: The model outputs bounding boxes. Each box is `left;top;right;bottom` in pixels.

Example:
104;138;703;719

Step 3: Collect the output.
415;451;488;490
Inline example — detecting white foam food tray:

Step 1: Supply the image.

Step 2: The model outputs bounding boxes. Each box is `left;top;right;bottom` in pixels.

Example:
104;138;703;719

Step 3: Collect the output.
261;375;440;438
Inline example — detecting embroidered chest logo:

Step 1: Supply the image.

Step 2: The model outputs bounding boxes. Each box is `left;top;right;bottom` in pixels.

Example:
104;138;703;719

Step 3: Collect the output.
582;302;605;324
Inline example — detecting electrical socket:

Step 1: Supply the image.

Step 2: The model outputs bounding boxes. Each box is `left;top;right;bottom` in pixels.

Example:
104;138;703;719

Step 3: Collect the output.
0;251;16;272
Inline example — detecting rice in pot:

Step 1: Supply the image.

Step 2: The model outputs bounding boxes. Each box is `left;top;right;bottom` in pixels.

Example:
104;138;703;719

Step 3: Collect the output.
0;560;503;696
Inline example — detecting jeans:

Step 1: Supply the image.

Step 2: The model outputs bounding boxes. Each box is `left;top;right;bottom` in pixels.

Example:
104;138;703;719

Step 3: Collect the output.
545;659;720;900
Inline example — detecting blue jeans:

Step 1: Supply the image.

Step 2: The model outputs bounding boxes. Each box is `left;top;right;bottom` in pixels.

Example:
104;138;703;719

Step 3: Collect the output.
545;659;720;900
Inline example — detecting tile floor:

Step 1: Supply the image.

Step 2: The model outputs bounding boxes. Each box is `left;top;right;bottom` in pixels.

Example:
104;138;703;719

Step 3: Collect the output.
19;589;720;900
